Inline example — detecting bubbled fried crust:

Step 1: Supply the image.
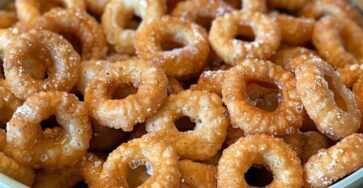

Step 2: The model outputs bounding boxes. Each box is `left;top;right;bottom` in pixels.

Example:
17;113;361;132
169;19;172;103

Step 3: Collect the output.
222;59;304;136
304;134;363;187
190;70;226;96
146;90;228;160
6;91;92;170
179;160;217;188
33;8;107;60
218;134;304;188
85;58;168;131
136;16;210;78
209;11;281;65
313;16;363;68
0;152;35;186
0;80;23;126
337;64;363;88
96;134;180;188
295;55;361;140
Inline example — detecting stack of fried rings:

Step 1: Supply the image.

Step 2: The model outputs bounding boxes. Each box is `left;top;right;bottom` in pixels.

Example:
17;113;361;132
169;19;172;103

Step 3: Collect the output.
0;0;362;187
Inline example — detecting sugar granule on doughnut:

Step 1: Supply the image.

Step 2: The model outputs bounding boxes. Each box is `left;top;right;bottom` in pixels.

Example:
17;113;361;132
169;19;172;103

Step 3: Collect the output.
209;11;281;65
218;134;304;188
4;30;80;100
135;16;210;78
222;59;304;136
6;91;92;169
304;133;363;187
146;90;228;160
85;58;168;131
295;55;361;140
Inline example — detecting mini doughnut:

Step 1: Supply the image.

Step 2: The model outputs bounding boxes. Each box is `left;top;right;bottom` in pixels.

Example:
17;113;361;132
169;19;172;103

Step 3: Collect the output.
171;0;234;30
313;16;363;68
146;90;228;160
16;0;86;24
85;0;109;16
135;16;210;78
218;134;304;188
295;55;361;140
33;8;107;60
222;59;304;136
304;133;363;187
6;91;92;169
270;12;315;46
300;0;363;27
102;0;166;54
337;64;363;88
96;134;181;187
85;58;168;131
4;30;80;100
209;11;281;65
0;80;23;127
179;160;217;188
301;131;329;163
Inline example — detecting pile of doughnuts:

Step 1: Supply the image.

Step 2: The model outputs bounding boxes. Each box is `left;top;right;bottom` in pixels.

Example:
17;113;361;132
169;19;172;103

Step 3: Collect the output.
0;0;363;187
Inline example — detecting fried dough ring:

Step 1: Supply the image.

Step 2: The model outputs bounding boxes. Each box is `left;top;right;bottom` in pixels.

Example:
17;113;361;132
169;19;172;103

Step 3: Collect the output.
191;70;226;96
295;55;361;140
171;0;233;30
179;160;217;188
15;0;86;24
85;58;168;131
135;16;210;78
146;90;228;160
304;133;363;187
102;0;166;54
33;8;107;60
6;91;92;169
300;0;363;27
222;59;304;135
209;11;281;65
353;78;363;133
270;12;314;46
313;16;363;68
96;134;181;187
4;30;80;100
218;134;304;188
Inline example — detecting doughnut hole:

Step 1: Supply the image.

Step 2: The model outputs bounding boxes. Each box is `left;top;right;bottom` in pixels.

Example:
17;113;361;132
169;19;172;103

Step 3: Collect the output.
40;115;64;139
59;32;83;56
22;45;52;80
245;165;274;187
194;15;214;31
324;75;348;112
124;15;142;30
109;83;138;100
234;26;255;42
127;160;152;187
246;80;281;112
175;116;197;132
160;34;186;51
